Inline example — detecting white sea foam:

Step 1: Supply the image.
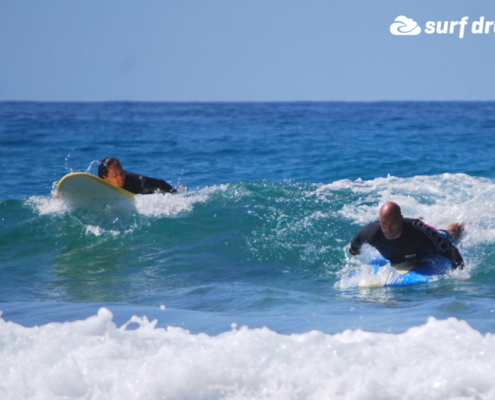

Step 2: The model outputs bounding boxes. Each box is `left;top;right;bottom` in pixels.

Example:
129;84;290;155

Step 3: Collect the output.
26;195;70;215
84;225;121;237
30;184;228;219
0;308;494;399
319;174;495;253
337;263;408;288
133;185;224;217
320;173;494;228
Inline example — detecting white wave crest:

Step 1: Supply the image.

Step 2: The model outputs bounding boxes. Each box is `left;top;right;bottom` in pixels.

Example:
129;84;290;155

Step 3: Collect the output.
0;308;494;399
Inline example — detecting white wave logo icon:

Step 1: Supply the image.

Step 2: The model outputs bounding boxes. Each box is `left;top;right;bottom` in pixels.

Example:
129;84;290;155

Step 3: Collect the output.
390;16;421;35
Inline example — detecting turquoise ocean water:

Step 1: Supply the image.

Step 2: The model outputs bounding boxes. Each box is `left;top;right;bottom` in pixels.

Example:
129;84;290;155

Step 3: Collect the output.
2;101;495;399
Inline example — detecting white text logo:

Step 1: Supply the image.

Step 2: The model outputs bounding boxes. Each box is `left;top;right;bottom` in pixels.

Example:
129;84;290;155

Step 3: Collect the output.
391;16;495;38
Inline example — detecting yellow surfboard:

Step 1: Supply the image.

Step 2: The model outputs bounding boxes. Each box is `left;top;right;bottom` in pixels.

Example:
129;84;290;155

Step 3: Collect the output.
57;172;135;209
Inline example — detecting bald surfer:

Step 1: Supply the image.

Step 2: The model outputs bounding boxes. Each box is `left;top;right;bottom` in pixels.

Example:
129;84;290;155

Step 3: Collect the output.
348;202;465;270
98;157;178;194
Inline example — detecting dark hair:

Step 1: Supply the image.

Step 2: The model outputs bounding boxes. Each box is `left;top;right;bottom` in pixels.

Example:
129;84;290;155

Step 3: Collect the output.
98;157;121;178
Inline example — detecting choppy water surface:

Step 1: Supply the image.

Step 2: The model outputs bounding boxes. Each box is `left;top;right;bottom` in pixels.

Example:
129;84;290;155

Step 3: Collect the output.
1;101;495;399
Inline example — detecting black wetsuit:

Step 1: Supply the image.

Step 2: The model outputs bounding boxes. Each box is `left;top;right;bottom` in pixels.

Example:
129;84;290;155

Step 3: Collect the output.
122;171;177;195
349;218;464;269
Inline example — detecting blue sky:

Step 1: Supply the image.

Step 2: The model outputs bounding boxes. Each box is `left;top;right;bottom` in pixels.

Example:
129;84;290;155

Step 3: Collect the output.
1;0;494;101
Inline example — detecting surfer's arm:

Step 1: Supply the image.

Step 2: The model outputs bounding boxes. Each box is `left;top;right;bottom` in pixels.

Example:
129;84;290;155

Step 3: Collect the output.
412;220;465;270
153;178;176;193
444;245;465;270
140;176;177;194
348;242;360;255
349;231;366;255
348;222;379;256
123;171;177;194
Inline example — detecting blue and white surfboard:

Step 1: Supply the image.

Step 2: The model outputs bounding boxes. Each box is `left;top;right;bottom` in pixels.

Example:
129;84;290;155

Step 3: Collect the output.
365;255;452;286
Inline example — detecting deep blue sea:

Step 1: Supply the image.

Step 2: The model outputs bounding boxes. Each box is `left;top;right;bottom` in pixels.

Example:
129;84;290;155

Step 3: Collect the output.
2;101;495;399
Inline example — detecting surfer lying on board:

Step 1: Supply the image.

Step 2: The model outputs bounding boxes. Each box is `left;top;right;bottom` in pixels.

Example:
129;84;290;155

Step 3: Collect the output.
98;157;178;195
348;202;465;270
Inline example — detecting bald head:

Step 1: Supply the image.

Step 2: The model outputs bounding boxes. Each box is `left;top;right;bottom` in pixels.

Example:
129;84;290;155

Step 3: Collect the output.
379;202;403;239
380;202;402;220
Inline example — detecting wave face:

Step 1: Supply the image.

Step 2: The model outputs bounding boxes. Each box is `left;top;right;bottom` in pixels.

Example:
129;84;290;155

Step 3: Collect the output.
1;101;495;399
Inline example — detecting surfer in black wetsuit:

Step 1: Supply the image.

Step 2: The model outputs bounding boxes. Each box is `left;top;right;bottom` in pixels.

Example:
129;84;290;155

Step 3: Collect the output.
98;157;178;194
348;202;465;270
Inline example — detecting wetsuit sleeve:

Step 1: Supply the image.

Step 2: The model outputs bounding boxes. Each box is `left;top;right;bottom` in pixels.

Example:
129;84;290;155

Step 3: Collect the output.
349;233;364;255
123;172;177;194
349;223;377;255
122;172;143;194
446;246;464;270
411;220;465;270
141;176;177;194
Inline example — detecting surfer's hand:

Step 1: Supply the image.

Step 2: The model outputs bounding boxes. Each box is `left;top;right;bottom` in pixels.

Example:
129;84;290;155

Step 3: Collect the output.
346;244;359;257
